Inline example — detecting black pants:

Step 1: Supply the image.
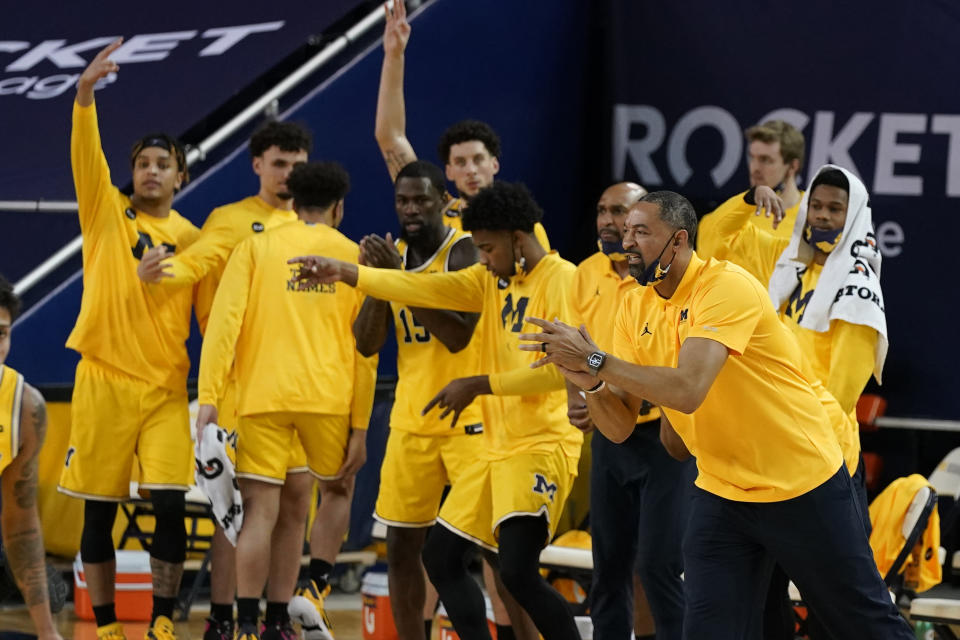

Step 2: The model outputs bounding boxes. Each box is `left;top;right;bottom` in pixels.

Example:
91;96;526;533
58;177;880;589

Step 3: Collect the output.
763;455;874;640
683;466;913;640
590;424;694;640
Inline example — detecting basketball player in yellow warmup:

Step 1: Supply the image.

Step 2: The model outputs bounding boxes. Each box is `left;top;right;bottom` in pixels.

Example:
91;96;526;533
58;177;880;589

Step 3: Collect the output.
60;39;199;640
137;121;358;640
197;162;376;640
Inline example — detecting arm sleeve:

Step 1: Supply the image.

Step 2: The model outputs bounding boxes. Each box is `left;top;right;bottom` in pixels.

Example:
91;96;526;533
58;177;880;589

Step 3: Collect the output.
356;263;485;312
158;209;239;288
350;350;378;430
197;240;255;407
685;272;763;356
71;101;116;234
489;364;565;395
708;191;789;284
827;320;878;415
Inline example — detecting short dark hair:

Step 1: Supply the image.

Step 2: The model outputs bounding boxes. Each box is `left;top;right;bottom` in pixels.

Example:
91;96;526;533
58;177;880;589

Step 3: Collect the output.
810;167;850;195
249;121;313;158
396;160;446;196
130;133;189;184
437;120;501;164
639;191;698;245
0;274;21;321
287;162;350;210
462;182;542;233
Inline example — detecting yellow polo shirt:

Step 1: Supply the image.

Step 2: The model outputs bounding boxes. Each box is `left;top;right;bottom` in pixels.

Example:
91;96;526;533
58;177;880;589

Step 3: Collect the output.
613;253;843;502
571;252;659;424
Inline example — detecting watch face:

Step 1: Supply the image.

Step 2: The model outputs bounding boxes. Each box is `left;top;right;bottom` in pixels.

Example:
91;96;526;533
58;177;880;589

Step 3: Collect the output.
588;353;604;368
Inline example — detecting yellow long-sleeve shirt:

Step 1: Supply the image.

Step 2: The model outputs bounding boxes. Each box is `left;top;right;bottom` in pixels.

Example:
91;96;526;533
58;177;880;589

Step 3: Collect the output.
156;196;297;333
198;221;376;428
356;253;582;468
68;101;199;391
712;194;878;418
697;189;802;260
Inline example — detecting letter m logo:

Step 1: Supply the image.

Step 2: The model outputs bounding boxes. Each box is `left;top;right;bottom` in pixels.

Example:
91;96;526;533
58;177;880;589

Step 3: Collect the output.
532;473;558;502
500;293;530;332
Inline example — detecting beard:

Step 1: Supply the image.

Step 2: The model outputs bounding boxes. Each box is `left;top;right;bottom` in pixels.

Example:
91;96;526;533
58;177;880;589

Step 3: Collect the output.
276;191;293;200
627;258;646;281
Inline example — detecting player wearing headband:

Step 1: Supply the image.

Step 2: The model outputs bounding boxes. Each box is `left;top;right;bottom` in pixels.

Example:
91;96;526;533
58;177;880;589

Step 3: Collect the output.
58;39;198;640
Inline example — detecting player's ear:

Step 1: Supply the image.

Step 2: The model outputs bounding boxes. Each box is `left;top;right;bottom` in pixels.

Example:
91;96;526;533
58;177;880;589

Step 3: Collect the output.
252;156;263;176
491;156;500;176
334;200;345;228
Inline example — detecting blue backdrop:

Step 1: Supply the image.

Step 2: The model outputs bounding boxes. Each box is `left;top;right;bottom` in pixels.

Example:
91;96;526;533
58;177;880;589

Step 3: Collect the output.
600;0;959;420
8;0;592;384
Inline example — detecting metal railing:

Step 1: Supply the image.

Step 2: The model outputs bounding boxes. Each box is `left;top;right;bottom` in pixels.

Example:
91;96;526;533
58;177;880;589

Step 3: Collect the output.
9;2;386;297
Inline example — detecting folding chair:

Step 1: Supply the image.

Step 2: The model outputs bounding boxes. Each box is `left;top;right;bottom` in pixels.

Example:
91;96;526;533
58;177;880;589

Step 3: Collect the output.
788;479;938;631
908;448;960;639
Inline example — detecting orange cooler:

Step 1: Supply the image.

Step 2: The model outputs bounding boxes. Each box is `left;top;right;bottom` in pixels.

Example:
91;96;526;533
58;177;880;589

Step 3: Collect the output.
74;550;153;621
362;571;398;640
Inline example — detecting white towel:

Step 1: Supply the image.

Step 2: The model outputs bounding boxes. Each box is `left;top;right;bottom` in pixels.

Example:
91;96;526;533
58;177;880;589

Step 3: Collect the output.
194;425;244;545
768;164;888;383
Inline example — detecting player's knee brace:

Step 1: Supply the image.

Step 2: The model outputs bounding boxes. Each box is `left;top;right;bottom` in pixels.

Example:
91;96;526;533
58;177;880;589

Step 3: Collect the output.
80;500;119;563
150;490;186;564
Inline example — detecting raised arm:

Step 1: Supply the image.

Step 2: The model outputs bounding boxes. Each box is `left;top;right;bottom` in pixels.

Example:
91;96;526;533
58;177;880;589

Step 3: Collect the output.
407;237;481;352
2;385;62;640
710;186;790;283
375;1;418;181
72;39;123;234
138;208;239;286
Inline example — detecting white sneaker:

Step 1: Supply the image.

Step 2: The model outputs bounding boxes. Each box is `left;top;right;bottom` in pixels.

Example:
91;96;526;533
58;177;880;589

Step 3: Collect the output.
288;581;334;640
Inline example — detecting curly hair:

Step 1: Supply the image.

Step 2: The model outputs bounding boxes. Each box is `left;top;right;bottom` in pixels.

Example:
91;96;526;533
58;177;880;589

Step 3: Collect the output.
461;182;542;233
249;120;313;158
0;274;21;321
286;162;350;210
437;120;501;165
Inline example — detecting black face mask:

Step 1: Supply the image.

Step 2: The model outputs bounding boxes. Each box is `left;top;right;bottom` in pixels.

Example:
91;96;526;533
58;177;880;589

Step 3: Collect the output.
628;233;678;286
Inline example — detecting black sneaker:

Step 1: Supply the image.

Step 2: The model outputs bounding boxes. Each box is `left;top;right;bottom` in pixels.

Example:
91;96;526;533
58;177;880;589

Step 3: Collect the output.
203;617;235;640
261;620;298;640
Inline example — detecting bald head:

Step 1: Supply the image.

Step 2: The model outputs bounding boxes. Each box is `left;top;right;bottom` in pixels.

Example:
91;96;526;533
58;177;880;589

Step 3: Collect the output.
597;182;648;247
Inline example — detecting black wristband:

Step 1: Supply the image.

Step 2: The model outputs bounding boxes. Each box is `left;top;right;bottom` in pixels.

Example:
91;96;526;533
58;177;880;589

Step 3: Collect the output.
743;186;758;205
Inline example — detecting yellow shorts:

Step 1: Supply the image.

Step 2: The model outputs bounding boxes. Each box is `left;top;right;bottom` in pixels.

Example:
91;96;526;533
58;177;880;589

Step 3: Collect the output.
60;358;192;500
437;444;576;550
236;412;349;484
219;377;307;472
374;429;481;527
